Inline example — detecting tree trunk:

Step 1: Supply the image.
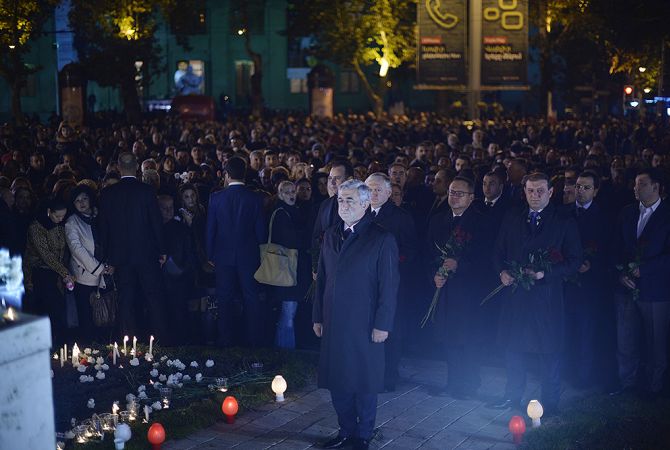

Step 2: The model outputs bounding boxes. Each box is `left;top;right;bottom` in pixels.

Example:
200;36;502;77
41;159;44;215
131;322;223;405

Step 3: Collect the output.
352;61;383;118
120;79;141;124
11;79;23;126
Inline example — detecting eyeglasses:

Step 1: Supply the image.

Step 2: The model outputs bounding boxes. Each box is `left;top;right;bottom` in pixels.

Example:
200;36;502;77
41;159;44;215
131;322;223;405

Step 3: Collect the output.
575;185;594;191
448;190;473;198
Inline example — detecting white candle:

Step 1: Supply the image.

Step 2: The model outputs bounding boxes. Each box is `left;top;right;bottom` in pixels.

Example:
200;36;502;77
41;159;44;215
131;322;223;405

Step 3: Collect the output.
132;336;137;356
72;343;80;366
113;342;118;365
112;403;119;425
143;405;150;423
149;335;154;356
60;348;64;368
123;336;128;355
64;344;67;363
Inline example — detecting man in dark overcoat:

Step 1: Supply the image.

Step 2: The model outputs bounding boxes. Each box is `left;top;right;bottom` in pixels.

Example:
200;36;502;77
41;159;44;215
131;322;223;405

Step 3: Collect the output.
563;170;612;388
430;176;489;398
313;180;399;450
490;172;582;415
365;172;418;392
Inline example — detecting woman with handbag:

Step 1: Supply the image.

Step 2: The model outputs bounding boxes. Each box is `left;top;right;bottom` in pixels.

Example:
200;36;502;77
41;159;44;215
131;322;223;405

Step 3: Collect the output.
65;184;113;341
23;198;73;346
267;181;311;349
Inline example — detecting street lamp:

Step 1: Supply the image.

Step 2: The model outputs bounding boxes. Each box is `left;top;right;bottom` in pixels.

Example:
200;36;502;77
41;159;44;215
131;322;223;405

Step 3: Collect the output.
378;57;389;77
644;87;652;94
638;66;647;73
8;44;15;49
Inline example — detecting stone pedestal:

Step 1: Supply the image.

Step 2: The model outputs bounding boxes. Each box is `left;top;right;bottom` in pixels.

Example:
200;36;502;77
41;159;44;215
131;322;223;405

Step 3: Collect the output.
0;313;55;450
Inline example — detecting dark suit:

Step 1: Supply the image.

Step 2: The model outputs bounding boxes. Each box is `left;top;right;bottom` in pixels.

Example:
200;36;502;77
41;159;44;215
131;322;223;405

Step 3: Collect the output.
97;176;168;340
615;199;670;393
493;204;582;410
206;183;266;347
372;201;418;389
311;195;339;272
313;213;399;440
563;201;612;386
427;206;489;395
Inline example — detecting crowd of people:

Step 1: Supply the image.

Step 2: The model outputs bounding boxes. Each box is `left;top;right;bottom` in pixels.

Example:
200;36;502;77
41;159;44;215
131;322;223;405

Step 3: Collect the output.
1;112;669;446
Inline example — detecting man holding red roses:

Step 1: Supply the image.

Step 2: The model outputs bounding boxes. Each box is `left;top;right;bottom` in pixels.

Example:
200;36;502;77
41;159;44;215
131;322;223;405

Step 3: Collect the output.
489;172;582;416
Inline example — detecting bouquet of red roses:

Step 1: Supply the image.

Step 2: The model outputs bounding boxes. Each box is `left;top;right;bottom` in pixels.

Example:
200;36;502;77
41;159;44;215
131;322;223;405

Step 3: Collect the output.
480;247;564;306
420;226;472;328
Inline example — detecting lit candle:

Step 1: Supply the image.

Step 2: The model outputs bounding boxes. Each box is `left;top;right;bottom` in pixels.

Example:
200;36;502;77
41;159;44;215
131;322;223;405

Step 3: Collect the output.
60;348;64;368
64;344;67;363
113;342;118;365
143;405;150;423
149;335;154;356
123;336;129;355
3;306;17;321
132;336;137;356
112;403;119;426
72;343;80;366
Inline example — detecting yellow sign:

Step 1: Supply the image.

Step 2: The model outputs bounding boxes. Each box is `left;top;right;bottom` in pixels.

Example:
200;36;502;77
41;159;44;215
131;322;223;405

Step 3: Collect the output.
426;0;459;30
484;0;524;30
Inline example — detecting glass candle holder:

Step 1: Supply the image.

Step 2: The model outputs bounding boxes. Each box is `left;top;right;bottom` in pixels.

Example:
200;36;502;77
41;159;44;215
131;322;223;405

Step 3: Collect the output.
119;411;132;423
74;425;89;443
159;386;173;409
127;401;139;421
90;414;103;437
100;413;115;432
216;377;229;392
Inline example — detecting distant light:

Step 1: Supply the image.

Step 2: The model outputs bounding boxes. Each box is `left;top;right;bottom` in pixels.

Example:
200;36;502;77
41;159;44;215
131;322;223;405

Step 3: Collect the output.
630;101;639;107
237;28;246;36
8;44;15;49
644;87;652;94
638;66;647;73
624;86;633;95
666;107;670;117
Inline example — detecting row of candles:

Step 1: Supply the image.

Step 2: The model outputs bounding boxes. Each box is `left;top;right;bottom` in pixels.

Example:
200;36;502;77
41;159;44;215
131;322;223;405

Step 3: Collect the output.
54;335;155;368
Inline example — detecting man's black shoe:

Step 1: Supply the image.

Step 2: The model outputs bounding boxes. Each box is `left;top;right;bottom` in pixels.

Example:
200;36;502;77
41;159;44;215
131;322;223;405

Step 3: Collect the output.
320;436;355;449
487;398;519;410
354;438;370;450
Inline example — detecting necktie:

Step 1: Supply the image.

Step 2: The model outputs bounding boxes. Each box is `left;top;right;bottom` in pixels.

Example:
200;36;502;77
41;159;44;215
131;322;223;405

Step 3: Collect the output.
372;210;378;217
529;211;539;228
637;207;652;238
343;228;353;240
485;200;493;207
576;207;585;217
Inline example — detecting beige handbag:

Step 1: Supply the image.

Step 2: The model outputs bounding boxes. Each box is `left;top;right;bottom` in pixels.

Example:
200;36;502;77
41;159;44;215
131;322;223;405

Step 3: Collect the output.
254;208;298;287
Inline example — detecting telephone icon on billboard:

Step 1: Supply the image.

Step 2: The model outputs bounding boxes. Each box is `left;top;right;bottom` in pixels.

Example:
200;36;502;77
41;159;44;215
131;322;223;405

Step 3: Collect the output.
426;0;459;30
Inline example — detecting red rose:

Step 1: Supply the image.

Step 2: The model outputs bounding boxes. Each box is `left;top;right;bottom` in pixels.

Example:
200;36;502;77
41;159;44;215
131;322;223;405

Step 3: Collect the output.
549;248;564;264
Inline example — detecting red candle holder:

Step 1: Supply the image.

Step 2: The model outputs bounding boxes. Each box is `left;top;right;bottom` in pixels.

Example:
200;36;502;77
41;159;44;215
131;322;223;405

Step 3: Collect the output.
147;422;166;450
222;396;239;424
508;415;526;445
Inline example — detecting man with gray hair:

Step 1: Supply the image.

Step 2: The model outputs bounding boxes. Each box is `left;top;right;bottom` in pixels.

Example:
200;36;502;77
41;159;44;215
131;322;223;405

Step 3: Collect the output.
313;179;399;450
365;173;417;392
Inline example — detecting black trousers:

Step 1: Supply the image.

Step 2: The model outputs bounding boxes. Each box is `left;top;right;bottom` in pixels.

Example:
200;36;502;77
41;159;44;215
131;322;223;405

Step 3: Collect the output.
215;264;262;347
505;350;561;411
32;268;66;346
330;391;378;440
116;262;169;343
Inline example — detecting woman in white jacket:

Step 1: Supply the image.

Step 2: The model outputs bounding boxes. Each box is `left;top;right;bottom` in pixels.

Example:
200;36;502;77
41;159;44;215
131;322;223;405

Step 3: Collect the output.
65;184;111;340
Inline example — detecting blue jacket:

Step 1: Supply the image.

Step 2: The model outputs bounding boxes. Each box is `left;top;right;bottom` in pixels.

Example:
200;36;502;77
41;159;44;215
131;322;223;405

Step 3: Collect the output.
206;184;266;268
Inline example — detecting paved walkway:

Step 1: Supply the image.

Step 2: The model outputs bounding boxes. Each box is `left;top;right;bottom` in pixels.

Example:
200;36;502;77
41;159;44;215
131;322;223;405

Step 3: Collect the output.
164;358;587;449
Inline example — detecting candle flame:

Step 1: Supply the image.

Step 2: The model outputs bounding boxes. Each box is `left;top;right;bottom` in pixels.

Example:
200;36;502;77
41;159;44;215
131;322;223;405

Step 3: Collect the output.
5;307;16;321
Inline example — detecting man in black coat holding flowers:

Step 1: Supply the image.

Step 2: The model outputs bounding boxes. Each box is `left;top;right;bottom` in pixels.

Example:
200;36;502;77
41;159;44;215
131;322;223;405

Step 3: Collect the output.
489;172;582;416
429;176;490;398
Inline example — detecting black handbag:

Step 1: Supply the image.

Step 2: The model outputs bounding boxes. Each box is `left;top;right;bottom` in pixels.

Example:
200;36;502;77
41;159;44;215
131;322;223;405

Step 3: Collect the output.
89;275;118;327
